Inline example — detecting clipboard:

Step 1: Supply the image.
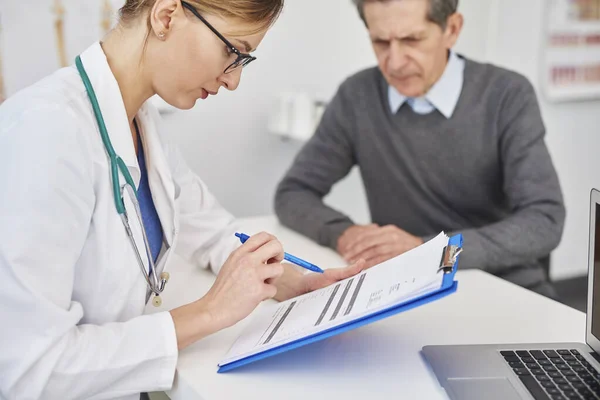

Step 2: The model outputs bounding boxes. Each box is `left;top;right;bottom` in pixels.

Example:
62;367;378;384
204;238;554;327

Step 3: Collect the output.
217;234;463;373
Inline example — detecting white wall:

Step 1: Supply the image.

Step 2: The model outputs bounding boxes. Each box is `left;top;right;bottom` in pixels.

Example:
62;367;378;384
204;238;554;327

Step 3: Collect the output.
162;0;377;219
484;0;600;280
1;0;122;94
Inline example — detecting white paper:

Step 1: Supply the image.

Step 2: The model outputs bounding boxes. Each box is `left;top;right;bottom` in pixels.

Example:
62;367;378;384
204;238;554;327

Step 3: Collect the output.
219;232;450;367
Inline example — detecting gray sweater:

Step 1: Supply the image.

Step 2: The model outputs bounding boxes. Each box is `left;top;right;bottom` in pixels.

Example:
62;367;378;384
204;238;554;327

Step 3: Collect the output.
274;58;566;291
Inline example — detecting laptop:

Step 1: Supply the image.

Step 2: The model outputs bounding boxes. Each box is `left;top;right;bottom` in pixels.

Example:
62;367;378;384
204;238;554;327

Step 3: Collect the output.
422;189;600;400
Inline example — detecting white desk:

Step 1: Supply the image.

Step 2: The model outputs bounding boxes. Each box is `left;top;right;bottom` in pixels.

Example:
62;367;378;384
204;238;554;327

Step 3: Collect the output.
147;216;586;400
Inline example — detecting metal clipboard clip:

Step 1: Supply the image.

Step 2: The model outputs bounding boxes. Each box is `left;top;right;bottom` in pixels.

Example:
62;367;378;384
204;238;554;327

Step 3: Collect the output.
438;244;463;274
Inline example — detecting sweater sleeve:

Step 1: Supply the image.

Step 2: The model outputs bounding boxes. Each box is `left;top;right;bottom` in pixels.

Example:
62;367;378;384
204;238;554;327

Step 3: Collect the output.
446;75;565;274
275;82;358;250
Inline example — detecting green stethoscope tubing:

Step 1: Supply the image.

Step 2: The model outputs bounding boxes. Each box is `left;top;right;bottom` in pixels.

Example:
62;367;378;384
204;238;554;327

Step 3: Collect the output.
74;55;169;304
75;55;136;215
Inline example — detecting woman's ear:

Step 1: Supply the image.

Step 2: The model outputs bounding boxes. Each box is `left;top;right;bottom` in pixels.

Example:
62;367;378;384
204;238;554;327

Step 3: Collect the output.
149;0;181;40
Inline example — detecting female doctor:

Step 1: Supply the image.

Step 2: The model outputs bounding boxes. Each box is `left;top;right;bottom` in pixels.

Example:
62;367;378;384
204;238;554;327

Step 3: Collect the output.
0;0;366;399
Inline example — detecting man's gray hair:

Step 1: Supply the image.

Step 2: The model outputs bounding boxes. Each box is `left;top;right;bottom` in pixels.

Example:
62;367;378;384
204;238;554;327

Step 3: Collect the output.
352;0;459;30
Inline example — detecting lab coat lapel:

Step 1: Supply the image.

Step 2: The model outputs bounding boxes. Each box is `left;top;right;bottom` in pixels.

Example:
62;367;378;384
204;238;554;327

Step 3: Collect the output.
79;42;175;249
79;42;140;185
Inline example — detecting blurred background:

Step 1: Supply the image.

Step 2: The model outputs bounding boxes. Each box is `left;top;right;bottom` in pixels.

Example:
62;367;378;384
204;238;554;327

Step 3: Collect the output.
1;0;599;308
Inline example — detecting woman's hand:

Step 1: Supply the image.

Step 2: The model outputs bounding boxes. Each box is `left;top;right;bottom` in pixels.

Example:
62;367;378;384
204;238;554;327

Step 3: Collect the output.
170;232;285;349
272;259;367;302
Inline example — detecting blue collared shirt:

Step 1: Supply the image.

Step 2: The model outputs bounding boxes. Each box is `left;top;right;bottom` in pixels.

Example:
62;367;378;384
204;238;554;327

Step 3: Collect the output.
388;51;465;119
136;128;163;265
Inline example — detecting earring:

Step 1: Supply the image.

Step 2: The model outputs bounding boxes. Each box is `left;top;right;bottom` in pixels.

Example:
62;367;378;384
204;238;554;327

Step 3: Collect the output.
158;31;166;40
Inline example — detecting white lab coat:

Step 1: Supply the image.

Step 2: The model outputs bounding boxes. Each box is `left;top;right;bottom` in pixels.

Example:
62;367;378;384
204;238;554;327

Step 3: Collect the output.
0;42;240;400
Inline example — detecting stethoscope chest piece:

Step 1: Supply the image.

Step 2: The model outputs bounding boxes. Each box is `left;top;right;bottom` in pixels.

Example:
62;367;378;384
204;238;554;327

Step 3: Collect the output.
151;272;171;307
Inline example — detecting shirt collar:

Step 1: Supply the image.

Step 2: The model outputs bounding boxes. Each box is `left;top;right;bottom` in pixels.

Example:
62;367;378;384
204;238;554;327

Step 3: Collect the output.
388;51;465;119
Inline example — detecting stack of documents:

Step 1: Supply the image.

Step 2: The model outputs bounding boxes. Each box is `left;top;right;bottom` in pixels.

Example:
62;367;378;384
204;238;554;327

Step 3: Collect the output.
218;232;460;372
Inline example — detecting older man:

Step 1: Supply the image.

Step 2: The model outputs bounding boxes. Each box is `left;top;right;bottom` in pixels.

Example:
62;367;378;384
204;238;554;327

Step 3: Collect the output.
274;0;565;297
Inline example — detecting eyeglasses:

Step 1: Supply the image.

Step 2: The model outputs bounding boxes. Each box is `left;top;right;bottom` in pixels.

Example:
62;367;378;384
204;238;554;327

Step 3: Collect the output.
181;1;256;74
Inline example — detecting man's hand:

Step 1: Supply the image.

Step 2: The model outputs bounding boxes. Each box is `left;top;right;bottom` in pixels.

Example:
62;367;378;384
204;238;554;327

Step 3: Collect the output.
272;260;367;302
338;225;424;268
337;224;380;255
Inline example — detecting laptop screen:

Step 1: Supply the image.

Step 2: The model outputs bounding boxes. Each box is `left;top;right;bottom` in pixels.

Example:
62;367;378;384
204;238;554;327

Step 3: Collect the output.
591;203;600;341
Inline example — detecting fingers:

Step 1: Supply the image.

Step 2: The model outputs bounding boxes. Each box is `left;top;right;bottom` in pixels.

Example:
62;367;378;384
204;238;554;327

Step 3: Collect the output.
240;232;278;253
262;284;278;301
238;232;285;263
258;262;285;281
342;227;388;256
303;259;370;294
344;232;389;261
364;255;392;269
347;244;394;264
326;259;367;281
253;239;285;263
343;259;367;277
338;224;379;253
337;234;353;254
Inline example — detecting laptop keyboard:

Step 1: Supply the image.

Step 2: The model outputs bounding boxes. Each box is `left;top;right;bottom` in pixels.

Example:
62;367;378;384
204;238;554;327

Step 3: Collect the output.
501;349;600;400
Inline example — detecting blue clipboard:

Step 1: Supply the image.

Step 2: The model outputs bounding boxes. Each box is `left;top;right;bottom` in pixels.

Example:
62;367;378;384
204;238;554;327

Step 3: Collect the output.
217;234;463;373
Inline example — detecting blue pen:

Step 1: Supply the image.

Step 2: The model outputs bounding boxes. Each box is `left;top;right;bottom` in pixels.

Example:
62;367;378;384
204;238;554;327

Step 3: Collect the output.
235;232;324;274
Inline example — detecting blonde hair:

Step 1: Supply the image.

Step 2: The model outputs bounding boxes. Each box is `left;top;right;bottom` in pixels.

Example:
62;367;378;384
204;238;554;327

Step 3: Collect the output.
120;0;284;34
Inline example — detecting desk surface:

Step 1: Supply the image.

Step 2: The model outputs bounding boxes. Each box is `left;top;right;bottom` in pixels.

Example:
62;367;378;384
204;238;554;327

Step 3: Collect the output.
148;216;585;400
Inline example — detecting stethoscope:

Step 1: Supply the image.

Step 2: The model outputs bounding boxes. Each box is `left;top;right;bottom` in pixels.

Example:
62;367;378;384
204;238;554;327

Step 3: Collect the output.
75;55;169;307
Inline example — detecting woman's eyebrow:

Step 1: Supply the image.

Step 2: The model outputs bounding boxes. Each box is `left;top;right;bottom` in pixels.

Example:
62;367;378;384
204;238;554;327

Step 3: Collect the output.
234;39;253;53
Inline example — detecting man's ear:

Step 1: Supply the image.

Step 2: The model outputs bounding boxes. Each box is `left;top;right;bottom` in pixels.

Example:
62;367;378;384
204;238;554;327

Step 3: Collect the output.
443;12;464;49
